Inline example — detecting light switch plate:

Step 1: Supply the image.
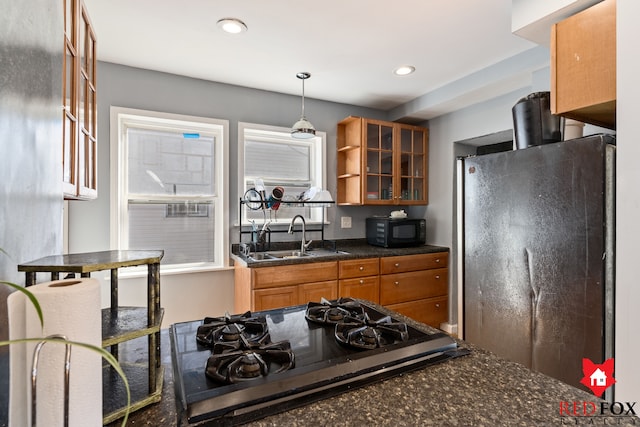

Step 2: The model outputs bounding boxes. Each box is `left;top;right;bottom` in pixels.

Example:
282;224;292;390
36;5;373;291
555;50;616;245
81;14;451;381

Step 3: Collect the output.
341;216;352;228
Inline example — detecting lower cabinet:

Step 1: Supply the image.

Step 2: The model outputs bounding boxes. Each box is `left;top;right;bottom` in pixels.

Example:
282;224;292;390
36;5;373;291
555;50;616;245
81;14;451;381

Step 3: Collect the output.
235;252;449;329
379;252;449;328
235;261;338;312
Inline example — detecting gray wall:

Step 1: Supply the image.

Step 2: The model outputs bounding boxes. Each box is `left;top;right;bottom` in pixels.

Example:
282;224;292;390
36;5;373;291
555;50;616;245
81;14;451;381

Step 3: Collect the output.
0;0;64;421
69;62;399;255
0;2;63;287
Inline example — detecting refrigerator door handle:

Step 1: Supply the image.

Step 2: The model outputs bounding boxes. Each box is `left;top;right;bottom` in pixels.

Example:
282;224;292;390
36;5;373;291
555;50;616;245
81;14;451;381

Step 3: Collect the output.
456;157;465;339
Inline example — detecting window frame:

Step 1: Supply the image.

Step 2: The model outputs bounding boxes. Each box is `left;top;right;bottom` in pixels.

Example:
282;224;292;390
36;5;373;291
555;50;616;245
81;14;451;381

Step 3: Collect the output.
110;106;230;273
237;122;327;226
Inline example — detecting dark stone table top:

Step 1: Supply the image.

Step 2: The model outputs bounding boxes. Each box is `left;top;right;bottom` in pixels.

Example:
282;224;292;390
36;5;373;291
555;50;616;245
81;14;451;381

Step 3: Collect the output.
17;250;164;273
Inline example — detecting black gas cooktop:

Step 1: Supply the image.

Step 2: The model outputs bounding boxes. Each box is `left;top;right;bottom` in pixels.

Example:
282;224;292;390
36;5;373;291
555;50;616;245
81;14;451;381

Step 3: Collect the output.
170;299;467;426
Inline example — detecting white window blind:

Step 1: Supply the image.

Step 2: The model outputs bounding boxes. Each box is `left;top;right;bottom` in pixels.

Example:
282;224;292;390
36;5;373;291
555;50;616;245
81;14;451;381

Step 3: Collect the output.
111;107;229;270
238;123;326;225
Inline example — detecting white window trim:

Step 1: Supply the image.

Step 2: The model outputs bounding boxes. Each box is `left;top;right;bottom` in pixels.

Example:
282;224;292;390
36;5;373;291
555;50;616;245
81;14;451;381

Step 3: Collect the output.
237;122;327;226
110;106;230;273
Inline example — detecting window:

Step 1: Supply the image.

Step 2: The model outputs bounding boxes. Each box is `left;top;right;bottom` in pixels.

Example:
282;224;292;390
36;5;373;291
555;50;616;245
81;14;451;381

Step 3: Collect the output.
110;107;229;271
238;123;327;225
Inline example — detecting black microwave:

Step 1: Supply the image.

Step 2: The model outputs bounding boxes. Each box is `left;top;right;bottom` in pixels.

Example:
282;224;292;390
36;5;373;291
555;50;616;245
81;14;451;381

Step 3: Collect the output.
366;217;426;248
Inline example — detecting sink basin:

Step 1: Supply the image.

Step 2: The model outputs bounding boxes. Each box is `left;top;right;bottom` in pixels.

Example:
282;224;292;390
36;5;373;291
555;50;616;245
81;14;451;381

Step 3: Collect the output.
247;248;349;262
263;250;311;259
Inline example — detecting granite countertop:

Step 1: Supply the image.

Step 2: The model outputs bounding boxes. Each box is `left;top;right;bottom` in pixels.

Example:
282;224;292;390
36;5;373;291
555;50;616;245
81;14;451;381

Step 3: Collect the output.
109;302;629;427
230;239;450;268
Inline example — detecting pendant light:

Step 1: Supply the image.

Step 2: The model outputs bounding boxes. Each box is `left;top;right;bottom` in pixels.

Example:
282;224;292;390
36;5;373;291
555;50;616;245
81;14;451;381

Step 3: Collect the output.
291;72;316;139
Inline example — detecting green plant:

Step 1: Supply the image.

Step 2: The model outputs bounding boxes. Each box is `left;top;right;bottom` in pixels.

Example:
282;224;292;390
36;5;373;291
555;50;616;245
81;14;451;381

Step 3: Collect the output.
0;255;131;425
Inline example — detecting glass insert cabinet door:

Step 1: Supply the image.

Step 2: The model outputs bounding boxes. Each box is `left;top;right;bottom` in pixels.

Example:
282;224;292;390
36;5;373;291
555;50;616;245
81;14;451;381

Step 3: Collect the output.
399;126;426;202
62;0;98;200
365;121;394;202
364;120;427;205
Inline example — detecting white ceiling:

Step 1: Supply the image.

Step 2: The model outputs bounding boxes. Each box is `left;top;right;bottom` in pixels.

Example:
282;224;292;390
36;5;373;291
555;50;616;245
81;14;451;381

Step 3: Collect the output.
83;0;537;120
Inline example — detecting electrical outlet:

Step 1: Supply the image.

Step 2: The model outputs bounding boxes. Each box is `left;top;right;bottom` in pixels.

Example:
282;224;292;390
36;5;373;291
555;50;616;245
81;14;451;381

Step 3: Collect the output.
341;216;352;229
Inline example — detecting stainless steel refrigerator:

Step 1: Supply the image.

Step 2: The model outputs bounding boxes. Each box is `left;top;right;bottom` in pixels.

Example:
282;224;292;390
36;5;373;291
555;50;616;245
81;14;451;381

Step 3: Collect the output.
458;134;615;394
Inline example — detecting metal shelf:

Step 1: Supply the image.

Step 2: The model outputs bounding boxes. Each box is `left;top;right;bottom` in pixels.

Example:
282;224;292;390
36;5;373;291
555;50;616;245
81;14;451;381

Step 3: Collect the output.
238;198;334;246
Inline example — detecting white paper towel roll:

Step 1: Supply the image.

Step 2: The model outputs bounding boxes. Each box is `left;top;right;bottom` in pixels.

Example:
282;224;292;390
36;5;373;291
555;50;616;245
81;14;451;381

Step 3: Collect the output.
8;278;102;427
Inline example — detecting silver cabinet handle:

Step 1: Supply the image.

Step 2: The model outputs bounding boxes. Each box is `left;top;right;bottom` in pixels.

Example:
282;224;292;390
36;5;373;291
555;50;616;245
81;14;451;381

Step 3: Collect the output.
435;258;440;263
394;263;400;267
359;266;364;271
435;275;440;279
394;281;399;285
359;279;364;284
435;303;440;308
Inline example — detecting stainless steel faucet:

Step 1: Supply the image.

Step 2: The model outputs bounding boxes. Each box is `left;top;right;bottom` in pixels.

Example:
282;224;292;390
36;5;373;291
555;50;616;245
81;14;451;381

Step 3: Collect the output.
288;215;311;254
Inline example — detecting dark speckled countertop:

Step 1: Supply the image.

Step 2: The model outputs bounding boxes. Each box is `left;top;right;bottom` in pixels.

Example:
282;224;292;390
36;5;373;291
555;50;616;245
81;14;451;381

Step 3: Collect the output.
108;301;636;427
230;239;450;267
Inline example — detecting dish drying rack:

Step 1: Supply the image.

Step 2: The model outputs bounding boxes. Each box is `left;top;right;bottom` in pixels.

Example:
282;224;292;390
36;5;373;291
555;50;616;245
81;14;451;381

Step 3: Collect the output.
238;198;334;250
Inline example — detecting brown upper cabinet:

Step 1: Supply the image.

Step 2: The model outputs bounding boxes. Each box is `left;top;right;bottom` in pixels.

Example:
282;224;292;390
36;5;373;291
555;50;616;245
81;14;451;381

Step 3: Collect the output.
550;0;616;129
337;117;428;206
63;0;98;199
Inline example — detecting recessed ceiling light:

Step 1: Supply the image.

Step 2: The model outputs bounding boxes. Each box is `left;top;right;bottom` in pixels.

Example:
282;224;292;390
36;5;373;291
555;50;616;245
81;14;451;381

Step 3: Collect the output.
216;18;247;34
394;65;416;76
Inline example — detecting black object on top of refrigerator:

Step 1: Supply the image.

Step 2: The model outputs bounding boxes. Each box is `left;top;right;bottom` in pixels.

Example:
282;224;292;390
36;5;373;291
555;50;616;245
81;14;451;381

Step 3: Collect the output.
459;134;615;397
512;91;564;149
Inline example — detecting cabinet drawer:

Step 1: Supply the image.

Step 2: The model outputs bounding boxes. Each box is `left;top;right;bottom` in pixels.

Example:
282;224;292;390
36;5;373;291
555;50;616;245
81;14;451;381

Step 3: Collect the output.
338;258;379;278
253;261;337;289
299;280;338;304
386;296;448;328
338;276;379;303
379;268;447;305
380;252;448;274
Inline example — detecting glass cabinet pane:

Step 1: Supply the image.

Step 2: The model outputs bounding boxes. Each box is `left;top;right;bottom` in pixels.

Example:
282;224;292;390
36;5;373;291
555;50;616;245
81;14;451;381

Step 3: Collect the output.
413;130;424;153
400;153;410;176
64;47;74;111
64;0;74;39
78;75;86;128
366;175;380;201
381;151;393;175
413;178;424;200
367;123;379;149
381;176;393;200
90;88;96;136
367;151;379;174
87;32;94;82
400;128;412;152
85;135;95;189
381;126;393;150
414;154;424;178
79;16;86;70
63;115;74;183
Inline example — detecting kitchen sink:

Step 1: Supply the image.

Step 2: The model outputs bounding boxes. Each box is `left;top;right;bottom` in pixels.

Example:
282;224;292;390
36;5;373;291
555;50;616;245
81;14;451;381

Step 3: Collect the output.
247;248;349;261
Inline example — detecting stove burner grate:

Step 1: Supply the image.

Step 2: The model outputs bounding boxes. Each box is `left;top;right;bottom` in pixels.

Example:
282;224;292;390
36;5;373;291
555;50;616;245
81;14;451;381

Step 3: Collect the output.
335;313;410;350
305;297;365;325
196;311;268;348
205;336;295;384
